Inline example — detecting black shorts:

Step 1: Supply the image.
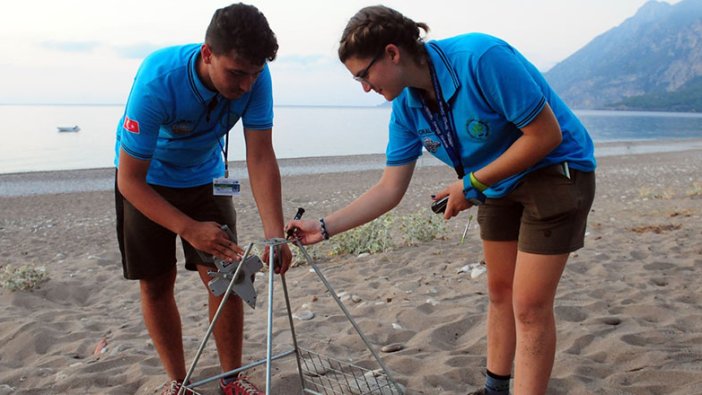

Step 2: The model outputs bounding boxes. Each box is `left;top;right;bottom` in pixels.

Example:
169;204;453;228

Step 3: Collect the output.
115;172;237;280
477;164;595;255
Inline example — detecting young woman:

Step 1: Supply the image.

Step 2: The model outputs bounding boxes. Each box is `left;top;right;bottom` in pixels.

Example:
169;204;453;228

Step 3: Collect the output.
287;5;596;394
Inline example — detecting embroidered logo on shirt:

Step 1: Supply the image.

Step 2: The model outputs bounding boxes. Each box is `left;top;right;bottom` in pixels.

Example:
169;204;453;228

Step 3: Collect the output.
422;137;441;153
123;116;140;134
171;120;194;134
466;120;489;141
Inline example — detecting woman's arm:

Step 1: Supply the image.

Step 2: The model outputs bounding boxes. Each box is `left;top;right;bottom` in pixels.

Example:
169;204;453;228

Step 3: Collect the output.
286;161;416;244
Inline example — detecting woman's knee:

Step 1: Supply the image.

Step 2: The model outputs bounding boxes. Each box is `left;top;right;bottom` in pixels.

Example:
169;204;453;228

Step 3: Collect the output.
513;298;554;328
487;277;514;306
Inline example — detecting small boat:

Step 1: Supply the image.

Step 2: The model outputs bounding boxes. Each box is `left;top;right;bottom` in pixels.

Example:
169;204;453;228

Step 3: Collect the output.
57;125;80;132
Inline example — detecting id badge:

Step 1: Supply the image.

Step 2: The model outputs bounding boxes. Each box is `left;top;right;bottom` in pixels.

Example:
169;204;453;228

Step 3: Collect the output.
213;177;240;196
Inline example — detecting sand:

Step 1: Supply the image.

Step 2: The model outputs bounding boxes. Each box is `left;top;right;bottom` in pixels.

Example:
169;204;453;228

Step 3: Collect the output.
1;147;701;394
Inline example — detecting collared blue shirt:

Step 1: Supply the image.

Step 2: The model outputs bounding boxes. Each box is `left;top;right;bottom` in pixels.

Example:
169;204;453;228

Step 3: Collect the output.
388;33;596;198
114;44;274;188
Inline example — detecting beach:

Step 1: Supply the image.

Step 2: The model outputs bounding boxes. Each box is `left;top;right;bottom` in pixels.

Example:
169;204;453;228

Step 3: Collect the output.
1;147;701;394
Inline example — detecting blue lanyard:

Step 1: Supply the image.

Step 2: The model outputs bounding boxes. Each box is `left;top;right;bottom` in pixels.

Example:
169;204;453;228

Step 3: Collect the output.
419;59;465;179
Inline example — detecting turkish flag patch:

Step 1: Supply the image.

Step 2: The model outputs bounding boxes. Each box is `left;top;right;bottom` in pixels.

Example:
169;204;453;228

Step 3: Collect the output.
123;116;140;134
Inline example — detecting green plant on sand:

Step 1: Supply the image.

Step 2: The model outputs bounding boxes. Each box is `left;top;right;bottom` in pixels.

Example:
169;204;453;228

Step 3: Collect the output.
398;211;448;246
0;264;50;291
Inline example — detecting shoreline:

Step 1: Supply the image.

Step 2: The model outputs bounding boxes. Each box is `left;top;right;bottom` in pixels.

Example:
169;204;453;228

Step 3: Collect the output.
1;138;702;198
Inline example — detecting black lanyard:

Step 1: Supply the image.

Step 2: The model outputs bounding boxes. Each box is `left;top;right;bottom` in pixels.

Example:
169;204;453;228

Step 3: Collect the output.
220;130;230;177
419;60;465;179
208;96;231;177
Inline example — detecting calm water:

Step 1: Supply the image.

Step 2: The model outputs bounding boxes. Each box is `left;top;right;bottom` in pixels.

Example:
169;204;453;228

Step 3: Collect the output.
1;104;702;175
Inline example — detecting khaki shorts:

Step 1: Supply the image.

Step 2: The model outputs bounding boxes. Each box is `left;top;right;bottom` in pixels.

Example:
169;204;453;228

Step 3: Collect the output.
477;164;595;255
115;172;237;280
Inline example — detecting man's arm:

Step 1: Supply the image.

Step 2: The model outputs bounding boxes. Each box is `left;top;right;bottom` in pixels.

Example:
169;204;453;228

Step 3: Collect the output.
243;128;285;238
243;128;292;272
117;148;242;261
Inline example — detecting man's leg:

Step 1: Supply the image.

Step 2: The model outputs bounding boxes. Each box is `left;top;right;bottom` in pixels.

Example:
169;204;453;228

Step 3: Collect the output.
483;240;518;378
196;265;244;373
140;266;186;380
511;251;568;395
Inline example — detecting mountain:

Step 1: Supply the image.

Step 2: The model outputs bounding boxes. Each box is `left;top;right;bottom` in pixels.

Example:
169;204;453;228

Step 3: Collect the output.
544;0;702;111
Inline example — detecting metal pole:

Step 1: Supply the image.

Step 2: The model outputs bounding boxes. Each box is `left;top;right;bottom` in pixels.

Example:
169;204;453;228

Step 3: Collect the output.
180;242;255;395
280;272;307;392
188;349;296;388
265;242;276;394
295;240;404;394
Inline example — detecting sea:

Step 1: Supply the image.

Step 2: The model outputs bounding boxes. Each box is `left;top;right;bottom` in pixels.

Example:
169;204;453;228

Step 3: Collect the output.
1;104;702;196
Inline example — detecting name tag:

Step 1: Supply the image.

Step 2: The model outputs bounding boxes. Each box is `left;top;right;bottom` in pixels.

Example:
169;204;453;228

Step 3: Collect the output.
213;177;240;196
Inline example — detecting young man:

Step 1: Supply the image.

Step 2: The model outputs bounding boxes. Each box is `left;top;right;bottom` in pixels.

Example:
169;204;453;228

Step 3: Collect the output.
114;4;291;394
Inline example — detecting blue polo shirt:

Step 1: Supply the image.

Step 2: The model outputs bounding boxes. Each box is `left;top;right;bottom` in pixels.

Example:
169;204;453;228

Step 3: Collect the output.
114;44;274;188
388;33;596;198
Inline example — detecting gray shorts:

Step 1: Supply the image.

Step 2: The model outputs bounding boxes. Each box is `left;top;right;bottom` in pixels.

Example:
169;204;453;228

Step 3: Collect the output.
115;173;237;280
477;164;595;255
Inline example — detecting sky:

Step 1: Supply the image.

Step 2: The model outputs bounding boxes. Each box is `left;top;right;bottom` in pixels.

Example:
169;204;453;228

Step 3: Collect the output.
0;0;681;107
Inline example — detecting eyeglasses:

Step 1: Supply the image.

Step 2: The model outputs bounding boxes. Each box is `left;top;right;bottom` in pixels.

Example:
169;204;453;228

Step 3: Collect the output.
353;51;383;84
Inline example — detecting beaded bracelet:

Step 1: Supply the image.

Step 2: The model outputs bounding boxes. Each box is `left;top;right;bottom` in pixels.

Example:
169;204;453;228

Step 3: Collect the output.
319;218;331;240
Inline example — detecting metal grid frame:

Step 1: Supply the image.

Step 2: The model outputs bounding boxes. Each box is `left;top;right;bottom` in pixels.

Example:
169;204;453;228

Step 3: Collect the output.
180;238;404;395
298;347;400;395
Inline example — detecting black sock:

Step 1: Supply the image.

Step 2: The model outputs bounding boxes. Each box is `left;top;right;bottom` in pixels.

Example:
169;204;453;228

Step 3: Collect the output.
484;369;511;394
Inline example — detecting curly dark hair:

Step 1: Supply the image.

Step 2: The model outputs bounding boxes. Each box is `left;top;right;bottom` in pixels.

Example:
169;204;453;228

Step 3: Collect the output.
338;5;429;64
205;3;278;65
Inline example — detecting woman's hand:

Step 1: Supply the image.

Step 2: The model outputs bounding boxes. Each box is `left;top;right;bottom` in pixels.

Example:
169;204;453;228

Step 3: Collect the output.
434;180;473;220
285;219;324;245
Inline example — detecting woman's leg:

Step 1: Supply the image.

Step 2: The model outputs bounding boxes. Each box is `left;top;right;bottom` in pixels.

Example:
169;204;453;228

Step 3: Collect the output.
483;240;519;377
511;251;568;395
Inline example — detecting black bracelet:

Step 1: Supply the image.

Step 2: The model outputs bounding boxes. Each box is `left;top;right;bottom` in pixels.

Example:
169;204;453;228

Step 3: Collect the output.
319;218;331;240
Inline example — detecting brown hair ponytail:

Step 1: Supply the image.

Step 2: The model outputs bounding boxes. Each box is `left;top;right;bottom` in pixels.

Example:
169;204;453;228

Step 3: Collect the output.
338;6;429;63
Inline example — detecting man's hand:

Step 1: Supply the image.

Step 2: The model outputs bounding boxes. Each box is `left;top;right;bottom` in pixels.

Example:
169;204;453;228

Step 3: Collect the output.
261;243;293;274
180;221;243;262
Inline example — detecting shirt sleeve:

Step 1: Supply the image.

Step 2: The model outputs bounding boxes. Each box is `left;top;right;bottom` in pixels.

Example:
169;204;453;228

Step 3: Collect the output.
119;79;168;161
242;64;274;131
386;100;423;166
474;45;546;129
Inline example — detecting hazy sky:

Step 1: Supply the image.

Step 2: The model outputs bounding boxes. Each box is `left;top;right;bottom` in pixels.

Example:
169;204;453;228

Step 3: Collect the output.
0;0;680;106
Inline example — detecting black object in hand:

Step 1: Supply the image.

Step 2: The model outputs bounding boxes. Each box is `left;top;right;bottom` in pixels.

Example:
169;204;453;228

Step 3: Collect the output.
431;196;448;214
286;207;305;238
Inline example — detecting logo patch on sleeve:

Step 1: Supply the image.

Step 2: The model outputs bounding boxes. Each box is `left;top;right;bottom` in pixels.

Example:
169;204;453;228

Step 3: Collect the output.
123;116;140;134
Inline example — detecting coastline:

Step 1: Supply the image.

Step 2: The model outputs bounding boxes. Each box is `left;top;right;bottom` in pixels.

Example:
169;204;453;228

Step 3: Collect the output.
1;137;702;198
1;147;701;394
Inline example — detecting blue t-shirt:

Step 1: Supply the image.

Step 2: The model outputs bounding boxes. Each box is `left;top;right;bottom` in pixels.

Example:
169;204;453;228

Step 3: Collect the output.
388;33;596;198
114;44;274;187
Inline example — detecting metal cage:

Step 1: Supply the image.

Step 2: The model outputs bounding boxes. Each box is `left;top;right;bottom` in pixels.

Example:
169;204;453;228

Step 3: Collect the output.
179;237;404;395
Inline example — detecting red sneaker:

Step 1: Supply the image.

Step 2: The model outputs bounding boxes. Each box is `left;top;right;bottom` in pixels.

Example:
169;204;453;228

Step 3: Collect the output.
220;375;264;395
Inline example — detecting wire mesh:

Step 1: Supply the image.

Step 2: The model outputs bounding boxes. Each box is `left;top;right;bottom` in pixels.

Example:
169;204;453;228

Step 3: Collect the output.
298;348;402;395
